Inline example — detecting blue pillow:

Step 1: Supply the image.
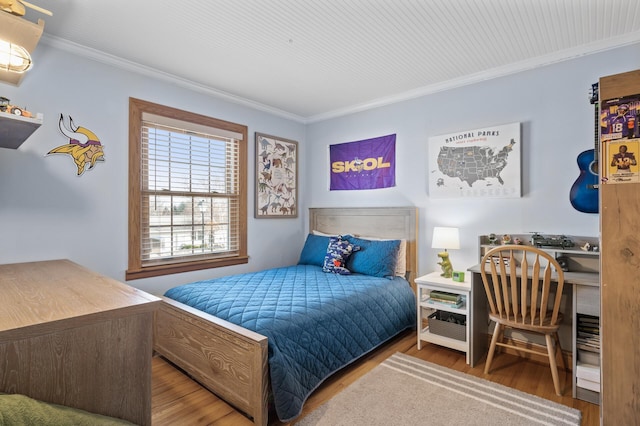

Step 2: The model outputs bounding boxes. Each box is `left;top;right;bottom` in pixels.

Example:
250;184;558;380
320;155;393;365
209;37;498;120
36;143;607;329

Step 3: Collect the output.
346;237;401;279
322;236;360;275
298;234;331;266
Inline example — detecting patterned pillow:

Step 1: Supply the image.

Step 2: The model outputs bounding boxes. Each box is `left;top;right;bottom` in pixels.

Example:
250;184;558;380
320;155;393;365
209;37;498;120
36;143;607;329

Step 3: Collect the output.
322;236;360;275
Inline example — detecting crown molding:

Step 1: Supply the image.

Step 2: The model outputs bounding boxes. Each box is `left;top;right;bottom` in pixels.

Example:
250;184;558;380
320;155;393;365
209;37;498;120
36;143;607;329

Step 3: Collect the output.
40;34;307;123
306;32;640;123
40;31;640;125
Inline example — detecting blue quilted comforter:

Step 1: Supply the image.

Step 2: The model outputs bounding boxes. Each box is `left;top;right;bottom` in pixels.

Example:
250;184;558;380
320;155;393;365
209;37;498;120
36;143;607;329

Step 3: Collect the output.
164;264;416;422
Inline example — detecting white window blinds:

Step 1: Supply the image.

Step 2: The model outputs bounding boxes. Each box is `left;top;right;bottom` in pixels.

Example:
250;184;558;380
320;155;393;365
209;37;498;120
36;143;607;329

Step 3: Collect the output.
140;112;242;265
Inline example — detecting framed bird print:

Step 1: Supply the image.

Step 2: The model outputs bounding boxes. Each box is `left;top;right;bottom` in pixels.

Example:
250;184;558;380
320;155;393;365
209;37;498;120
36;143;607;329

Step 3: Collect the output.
255;132;298;218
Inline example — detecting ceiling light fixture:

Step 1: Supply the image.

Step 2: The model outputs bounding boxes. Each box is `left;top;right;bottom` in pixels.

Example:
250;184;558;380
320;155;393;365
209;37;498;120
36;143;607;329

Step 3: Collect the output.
0;39;32;73
0;12;44;85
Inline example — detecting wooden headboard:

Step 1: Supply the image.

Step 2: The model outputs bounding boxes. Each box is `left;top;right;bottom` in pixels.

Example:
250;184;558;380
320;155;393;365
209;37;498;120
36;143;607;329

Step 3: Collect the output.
309;207;418;290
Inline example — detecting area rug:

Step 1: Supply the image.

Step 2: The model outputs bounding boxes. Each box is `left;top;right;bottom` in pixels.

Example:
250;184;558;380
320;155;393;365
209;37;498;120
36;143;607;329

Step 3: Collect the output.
297;352;581;426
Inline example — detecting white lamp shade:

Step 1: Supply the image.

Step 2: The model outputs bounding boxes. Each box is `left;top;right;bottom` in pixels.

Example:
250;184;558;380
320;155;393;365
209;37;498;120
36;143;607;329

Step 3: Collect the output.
431;227;460;250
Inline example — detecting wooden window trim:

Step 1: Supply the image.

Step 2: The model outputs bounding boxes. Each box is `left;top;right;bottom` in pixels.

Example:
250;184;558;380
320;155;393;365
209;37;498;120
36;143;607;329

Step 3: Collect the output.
126;98;248;280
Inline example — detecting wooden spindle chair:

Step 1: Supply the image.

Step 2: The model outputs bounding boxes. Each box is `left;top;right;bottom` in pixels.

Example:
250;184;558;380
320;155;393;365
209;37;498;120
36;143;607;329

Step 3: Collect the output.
480;245;566;395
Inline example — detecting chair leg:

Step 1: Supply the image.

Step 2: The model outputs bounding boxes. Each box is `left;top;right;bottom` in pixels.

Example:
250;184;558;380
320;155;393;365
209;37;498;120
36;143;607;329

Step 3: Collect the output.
554;332;566;372
545;333;562;396
484;323;502;374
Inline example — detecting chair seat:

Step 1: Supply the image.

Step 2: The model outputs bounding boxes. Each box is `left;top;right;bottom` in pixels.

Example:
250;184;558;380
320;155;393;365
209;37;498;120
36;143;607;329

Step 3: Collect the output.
489;311;564;333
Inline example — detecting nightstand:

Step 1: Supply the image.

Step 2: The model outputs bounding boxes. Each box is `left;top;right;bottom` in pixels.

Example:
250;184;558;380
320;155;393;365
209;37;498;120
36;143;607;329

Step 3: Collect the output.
415;271;473;365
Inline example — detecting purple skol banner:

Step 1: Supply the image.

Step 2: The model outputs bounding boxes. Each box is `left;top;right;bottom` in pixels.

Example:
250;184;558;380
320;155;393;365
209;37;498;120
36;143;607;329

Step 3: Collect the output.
330;134;396;190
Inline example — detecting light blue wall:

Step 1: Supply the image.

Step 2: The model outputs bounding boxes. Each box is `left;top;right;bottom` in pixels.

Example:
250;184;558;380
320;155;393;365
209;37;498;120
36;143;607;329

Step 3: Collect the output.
0;44;306;295
1;41;637;295
305;43;639;277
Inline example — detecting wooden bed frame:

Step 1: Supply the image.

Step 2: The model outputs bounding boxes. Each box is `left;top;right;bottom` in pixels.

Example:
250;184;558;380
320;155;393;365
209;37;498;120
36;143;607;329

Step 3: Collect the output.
153;207;418;426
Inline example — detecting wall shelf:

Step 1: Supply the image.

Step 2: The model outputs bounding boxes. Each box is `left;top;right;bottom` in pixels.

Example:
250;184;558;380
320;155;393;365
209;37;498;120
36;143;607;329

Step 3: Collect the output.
479;234;600;280
0;113;43;149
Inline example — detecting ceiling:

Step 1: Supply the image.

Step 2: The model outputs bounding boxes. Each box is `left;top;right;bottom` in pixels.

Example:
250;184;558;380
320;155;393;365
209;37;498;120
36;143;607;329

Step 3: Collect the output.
22;0;640;122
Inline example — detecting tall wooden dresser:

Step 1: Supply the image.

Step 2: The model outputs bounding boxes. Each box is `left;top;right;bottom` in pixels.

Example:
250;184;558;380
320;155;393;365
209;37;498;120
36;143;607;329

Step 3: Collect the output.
0;259;160;425
599;69;640;424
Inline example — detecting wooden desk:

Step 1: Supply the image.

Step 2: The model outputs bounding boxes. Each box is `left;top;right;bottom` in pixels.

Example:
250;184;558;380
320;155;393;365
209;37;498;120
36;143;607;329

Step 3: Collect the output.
467;264;599;286
467;263;600;403
0;259;160;425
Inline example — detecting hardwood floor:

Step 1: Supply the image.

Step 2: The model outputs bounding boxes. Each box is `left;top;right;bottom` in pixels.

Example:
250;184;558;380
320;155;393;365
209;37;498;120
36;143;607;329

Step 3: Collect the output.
152;330;600;425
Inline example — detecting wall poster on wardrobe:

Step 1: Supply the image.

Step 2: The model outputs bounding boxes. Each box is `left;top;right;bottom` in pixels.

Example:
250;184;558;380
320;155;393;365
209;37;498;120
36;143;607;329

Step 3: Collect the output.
601;94;640;184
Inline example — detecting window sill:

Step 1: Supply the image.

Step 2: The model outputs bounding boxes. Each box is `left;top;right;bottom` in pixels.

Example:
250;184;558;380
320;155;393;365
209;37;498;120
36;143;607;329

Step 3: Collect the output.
126;255;249;280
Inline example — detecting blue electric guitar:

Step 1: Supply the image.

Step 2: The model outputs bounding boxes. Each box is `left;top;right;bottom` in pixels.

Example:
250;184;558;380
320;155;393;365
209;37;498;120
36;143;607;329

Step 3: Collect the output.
570;83;599;214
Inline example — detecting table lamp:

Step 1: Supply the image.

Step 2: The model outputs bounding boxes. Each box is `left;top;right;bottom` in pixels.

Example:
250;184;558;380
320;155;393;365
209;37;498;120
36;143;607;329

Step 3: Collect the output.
431;226;460;278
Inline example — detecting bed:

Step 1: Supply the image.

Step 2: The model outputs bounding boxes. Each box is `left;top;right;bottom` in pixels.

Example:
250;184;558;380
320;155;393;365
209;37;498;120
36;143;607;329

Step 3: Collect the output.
153;207;418;425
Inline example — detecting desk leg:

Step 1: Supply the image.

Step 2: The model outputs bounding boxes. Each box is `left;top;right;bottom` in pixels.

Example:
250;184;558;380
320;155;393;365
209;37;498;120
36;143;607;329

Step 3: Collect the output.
470;271;489;368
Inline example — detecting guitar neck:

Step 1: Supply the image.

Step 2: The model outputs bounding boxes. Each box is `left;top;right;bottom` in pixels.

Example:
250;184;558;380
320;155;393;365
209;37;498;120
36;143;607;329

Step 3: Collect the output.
591;82;599;163
594;104;599;163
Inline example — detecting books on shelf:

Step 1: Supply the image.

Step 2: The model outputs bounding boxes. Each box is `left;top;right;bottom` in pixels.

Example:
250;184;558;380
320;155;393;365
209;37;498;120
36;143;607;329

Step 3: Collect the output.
576;338;600;350
427;290;463;308
578;349;601;366
579;315;599;323
576;334;600;342
429;290;461;302
577;326;599;335
576;313;600;352
577;344;600;354
428;298;464;308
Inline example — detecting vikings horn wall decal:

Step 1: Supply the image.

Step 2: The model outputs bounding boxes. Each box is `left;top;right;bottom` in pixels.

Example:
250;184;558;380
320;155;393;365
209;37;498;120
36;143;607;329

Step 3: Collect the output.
47;114;105;176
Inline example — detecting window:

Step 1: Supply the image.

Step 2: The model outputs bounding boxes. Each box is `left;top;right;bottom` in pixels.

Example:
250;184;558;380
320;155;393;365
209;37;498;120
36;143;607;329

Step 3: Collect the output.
127;98;247;280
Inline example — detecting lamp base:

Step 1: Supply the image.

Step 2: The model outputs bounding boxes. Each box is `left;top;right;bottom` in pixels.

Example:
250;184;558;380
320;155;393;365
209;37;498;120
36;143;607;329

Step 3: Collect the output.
437;251;454;278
